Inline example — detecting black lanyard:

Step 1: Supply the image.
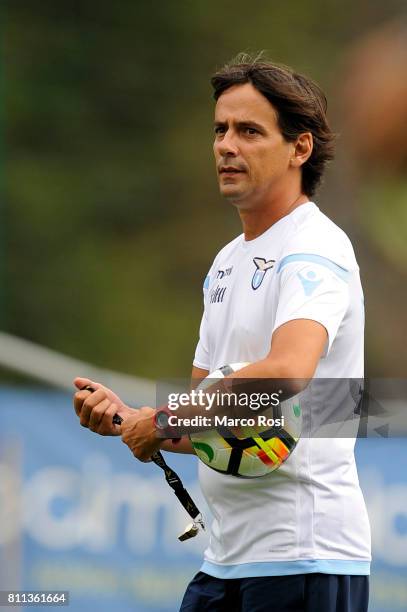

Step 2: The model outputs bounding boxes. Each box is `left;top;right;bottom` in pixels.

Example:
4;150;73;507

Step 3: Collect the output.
112;413;202;521
81;385;204;539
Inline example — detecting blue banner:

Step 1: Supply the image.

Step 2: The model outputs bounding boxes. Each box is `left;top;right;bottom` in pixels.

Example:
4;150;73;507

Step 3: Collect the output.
0;388;406;612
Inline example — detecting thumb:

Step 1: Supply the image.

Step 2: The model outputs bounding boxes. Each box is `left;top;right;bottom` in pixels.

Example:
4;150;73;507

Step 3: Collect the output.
74;377;100;391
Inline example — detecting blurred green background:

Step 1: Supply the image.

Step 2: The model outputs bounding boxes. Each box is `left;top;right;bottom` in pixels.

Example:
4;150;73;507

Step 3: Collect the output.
3;0;407;380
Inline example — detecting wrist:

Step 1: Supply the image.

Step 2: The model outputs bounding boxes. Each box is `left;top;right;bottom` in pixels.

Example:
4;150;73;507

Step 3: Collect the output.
153;406;181;444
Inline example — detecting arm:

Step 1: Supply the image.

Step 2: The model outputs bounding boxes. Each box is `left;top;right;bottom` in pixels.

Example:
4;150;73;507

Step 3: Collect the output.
73;323;325;460
121;320;326;460
163;318;327;432
227;318;327;387
191;365;210;389
72;369;210;455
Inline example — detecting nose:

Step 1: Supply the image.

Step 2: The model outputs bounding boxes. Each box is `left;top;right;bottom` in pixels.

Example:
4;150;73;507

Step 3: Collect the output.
214;130;239;158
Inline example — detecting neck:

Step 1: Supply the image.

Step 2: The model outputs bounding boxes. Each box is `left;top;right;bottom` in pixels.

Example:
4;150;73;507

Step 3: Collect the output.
238;192;310;241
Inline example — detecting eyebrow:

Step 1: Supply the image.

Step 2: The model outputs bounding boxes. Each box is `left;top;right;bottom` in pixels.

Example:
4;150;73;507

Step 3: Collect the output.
214;120;266;131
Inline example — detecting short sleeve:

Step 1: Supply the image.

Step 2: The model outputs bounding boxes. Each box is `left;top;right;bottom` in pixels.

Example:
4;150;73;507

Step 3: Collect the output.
193;273;211;369
272;254;350;356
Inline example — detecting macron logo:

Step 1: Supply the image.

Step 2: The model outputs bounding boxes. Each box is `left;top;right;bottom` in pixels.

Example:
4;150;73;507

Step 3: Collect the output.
297;270;323;296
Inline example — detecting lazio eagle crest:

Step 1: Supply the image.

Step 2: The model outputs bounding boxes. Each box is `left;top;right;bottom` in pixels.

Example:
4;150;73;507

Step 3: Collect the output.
251;257;275;290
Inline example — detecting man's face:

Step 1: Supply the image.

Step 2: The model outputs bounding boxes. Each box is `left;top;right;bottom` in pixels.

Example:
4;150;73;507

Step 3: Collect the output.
213;82;294;206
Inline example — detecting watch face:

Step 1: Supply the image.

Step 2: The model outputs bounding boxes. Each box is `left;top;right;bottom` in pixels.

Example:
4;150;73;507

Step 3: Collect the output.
156;410;170;429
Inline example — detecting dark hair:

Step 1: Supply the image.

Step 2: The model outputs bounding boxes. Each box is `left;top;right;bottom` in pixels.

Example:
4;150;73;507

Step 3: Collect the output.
211;53;335;197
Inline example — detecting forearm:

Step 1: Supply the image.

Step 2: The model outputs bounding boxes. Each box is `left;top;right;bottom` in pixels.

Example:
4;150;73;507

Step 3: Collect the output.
224;359;308;400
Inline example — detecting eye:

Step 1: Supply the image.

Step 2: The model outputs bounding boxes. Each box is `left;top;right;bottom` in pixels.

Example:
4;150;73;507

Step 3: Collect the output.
214;126;226;135
244;127;258;135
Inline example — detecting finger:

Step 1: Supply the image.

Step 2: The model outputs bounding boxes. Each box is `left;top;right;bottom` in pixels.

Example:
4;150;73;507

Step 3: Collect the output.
120;417;141;444
80;388;109;427
103;403;122;435
80;385;95;393
74;377;100;391
121;434;152;462
139;454;153;463
73;390;92;418
137;448;153;463
121;426;134;447
88;398;111;432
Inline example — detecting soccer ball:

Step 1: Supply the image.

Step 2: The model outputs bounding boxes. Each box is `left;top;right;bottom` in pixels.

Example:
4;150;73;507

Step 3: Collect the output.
190;363;302;478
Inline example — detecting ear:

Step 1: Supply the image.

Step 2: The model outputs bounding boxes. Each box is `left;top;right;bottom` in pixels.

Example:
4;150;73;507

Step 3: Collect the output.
290;133;313;167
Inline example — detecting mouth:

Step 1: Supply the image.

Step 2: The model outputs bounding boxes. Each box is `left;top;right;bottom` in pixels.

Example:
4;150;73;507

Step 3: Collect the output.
219;166;246;176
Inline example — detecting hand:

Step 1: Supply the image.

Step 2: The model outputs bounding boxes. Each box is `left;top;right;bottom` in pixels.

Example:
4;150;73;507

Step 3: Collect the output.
73;376;133;436
120;407;162;462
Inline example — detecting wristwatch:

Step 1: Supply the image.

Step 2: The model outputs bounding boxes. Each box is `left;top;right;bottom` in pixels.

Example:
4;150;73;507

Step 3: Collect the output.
153;406;181;443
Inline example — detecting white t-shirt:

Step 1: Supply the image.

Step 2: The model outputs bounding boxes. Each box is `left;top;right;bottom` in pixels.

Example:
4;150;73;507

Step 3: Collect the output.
193;202;371;578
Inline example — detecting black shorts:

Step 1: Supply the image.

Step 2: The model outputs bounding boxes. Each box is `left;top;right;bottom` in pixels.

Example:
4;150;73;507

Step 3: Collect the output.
179;571;369;612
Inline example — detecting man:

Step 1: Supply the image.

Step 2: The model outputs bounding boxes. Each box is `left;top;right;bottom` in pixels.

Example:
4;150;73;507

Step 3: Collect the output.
74;55;371;611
